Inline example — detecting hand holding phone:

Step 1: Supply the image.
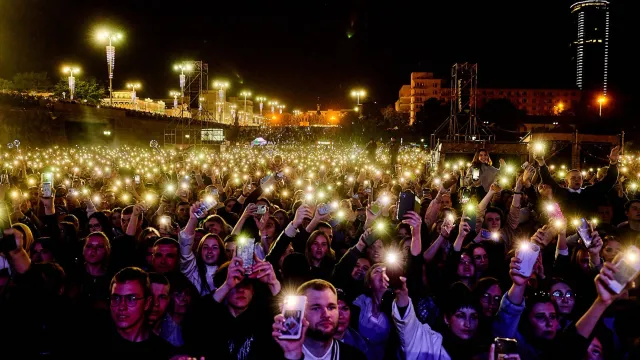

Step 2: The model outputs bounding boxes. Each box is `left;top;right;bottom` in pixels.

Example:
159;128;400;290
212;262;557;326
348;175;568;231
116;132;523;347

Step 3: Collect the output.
608;246;640;294
279;296;307;340
236;237;256;275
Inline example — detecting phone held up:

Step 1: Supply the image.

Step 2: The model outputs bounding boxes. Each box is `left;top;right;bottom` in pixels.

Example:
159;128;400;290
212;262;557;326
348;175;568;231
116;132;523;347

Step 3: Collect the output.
280;295;307;340
494;337;518;359
41;172;54;198
609;246;640;294
236;237;256;275
396;190;417;221
515;242;540;277
0;205;16;254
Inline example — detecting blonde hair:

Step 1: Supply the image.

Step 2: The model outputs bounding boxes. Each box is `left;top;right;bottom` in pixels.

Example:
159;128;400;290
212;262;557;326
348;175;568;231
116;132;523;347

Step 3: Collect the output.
12;223;34;254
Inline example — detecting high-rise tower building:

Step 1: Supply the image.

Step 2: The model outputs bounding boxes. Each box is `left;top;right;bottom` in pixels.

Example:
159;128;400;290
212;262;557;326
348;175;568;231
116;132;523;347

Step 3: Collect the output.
570;1;610;95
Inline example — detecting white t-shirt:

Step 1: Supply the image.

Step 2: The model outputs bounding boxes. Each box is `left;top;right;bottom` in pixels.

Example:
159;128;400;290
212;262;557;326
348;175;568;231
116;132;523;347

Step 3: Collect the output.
302;340;339;360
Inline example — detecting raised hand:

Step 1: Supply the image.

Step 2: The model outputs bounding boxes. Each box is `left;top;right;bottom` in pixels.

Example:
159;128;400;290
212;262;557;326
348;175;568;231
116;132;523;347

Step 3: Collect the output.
225;256;246;288
272;314;309;360
608;145;622;164
595;262;623;305
509;256;529;286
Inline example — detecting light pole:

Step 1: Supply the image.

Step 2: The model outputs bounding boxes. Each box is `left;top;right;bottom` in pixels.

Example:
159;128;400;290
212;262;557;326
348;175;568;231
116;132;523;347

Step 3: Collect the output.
597;96;606;117
350;89;366;106
126;83;141;110
278;104;286;114
174;63;192;116
97;30;123;106
170;91;180;111
239;91;251;126
213;80;229;123
256;96;266;116
268;101;278;114
62;66;80;101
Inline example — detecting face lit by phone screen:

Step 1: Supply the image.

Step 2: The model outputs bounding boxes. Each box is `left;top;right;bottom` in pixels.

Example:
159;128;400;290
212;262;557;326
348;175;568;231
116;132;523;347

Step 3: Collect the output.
304;288;338;339
336;299;351;335
528;302;558;340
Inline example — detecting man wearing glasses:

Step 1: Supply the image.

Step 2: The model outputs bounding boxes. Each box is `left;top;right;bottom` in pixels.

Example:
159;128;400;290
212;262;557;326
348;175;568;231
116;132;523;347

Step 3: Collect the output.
105;267;175;357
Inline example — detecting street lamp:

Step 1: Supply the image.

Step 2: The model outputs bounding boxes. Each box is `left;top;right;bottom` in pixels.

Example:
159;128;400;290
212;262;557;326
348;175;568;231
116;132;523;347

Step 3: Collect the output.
597;96;607;117
350;89;366;105
213;80;230;122
62;66;80;101
173;63;192;114
239;91;251;126
278;104;286;114
126;83;141;109
96;29;123;106
169;91;180;110
269;101;278;114
256;96;267;116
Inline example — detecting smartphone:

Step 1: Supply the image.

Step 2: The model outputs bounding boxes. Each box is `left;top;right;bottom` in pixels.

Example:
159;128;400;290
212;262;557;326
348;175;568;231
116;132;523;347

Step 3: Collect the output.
134;175;141;185
275;171;285;181
236;238;256;275
256;204;267;215
463;207;477;232
41;172;54;198
443;210;455;228
576;218;594;248
158;215;173;233
460;187;471;204
396;190;415;220
260;175;271;185
609;246;640;294
317;204;330;216
494;337;518;359
280;296;307;340
385;252;404;290
370;203;381;216
422;188;430;198
480;229;492;239
515;242;540;277
472;167;480;181
521;162;530;170
194;197;217;218
545;202;564;220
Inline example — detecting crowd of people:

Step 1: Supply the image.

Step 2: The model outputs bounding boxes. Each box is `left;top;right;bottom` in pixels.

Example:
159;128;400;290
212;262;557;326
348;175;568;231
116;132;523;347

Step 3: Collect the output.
0;140;639;360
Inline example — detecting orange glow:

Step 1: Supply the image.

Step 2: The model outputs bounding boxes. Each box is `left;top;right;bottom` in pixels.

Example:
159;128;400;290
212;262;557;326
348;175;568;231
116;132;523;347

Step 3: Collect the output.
597;96;606;104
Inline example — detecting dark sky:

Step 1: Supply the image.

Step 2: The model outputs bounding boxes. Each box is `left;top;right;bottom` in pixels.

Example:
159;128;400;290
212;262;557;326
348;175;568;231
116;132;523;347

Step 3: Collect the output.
0;0;636;110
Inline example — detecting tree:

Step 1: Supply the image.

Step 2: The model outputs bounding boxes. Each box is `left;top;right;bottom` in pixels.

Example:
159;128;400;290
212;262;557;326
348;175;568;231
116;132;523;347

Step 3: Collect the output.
0;78;13;92
380;106;408;129
414;97;448;134
53;77;106;105
12;72;52;93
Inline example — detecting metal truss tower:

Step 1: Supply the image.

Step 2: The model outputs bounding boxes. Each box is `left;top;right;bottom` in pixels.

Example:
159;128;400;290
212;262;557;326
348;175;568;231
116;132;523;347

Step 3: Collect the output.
431;63;493;145
164;61;212;147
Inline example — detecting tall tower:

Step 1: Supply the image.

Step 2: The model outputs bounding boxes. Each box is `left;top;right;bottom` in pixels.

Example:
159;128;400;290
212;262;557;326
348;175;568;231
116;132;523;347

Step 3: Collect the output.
571;1;610;95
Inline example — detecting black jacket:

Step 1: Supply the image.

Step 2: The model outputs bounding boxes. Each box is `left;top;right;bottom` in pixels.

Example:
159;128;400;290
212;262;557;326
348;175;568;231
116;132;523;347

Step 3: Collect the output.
539;163;618;217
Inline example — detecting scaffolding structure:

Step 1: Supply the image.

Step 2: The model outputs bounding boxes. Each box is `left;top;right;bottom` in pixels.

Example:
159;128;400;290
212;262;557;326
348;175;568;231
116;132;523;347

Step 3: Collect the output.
164;61;212;147
430;63;494;146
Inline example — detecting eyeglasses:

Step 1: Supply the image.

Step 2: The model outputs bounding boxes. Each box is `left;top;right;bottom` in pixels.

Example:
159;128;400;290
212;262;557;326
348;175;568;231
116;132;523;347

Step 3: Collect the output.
110;294;145;307
551;290;575;300
481;293;501;305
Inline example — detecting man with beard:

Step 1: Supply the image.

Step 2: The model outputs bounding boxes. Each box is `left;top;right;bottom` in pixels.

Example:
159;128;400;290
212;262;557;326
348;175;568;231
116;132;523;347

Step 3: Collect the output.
272;279;366;360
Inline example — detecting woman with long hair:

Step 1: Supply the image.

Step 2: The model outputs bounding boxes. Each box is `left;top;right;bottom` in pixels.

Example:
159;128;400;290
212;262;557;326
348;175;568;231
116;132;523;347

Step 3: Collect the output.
463;148;503;192
304;229;336;280
87;212;115;240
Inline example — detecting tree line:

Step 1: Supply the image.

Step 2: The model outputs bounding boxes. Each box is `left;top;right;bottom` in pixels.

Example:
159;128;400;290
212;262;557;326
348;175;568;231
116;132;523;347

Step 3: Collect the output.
0;72;105;105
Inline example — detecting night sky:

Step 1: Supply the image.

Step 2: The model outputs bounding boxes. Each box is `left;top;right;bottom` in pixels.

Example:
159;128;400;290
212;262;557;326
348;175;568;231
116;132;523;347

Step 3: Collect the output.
0;0;636;110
